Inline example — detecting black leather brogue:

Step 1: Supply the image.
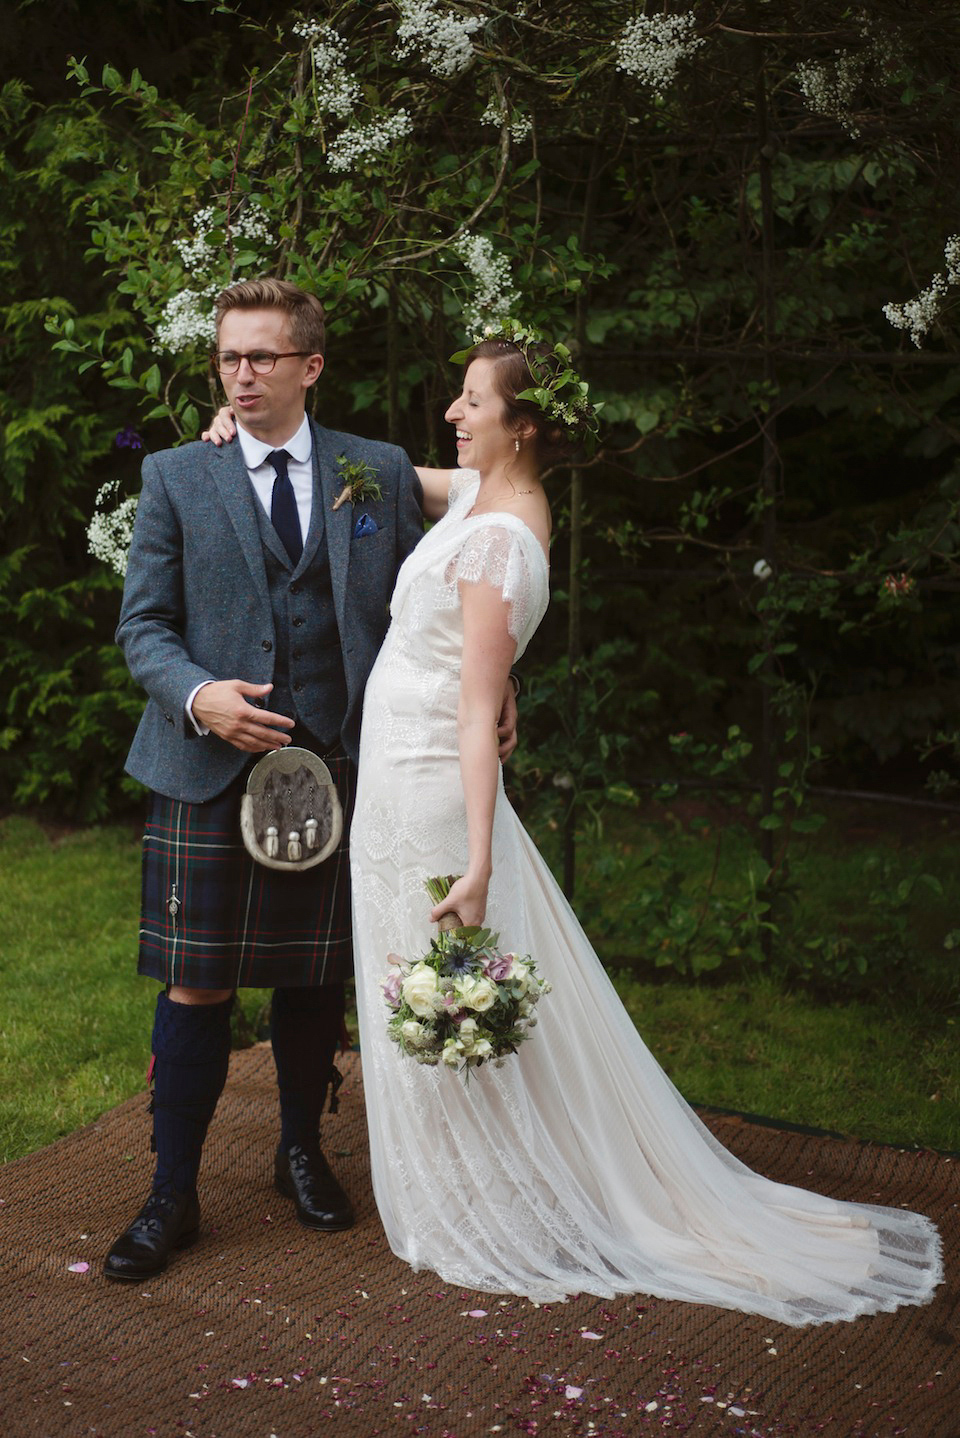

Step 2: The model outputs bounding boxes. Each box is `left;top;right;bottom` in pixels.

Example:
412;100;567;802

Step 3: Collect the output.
275;1140;354;1231
103;1188;200;1282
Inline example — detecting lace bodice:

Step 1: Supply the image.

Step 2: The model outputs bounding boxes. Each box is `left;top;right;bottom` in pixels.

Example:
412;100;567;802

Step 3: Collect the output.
388;470;548;659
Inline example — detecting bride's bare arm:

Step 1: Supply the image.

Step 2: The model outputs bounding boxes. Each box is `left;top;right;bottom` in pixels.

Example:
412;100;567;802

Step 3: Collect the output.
416;467;454;522
430;581;517;928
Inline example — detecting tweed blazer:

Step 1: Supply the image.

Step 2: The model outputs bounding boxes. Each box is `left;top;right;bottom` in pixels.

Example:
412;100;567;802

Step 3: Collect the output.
116;417;424;802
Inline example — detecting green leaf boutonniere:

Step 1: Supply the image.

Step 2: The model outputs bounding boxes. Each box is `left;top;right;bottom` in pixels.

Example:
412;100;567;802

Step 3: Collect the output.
332;455;383;511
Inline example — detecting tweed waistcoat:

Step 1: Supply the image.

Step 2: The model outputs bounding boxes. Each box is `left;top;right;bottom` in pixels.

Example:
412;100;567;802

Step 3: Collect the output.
252;492;347;748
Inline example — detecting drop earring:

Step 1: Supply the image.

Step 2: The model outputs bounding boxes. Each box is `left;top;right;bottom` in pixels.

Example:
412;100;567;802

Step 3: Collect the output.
514;438;521;453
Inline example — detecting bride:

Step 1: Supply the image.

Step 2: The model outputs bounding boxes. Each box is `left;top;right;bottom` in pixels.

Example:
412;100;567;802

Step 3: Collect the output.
210;327;942;1324
347;326;942;1324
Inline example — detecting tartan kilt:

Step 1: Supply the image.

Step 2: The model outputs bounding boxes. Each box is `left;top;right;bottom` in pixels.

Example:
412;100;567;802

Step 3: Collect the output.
138;747;356;989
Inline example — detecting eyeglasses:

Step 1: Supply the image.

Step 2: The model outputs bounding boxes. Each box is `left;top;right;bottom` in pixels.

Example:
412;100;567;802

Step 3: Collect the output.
210;350;313;375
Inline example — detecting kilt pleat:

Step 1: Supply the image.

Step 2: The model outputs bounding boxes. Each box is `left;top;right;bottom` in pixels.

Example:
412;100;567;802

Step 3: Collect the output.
138;750;355;989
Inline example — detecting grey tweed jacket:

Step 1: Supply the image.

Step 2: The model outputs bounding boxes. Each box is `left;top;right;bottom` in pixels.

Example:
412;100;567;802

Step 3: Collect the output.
116;417;424;802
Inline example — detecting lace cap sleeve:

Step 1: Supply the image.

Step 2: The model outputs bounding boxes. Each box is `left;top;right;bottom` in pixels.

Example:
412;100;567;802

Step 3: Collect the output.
444;522;546;644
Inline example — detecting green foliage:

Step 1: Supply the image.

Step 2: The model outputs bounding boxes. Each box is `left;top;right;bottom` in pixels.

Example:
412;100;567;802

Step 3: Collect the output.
2;0;959;838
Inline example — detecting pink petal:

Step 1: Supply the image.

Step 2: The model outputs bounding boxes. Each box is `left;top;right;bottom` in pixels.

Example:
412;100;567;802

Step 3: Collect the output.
467;1309;487;1318
67;1262;89;1273
581;1330;603;1340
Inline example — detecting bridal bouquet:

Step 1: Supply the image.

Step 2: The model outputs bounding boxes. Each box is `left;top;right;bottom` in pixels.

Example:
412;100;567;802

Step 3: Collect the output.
382;876;550;1074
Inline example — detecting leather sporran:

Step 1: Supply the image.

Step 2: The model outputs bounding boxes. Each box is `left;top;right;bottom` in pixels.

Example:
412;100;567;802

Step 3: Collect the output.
240;746;343;871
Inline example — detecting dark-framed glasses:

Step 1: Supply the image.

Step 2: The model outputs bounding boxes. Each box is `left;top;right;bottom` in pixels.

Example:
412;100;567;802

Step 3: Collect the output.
210;349;313;376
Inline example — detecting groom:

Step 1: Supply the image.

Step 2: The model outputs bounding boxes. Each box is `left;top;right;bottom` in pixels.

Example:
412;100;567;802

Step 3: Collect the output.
106;276;434;1281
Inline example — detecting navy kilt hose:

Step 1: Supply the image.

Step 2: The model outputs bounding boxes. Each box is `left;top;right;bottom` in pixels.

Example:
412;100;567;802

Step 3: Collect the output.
138;746;356;990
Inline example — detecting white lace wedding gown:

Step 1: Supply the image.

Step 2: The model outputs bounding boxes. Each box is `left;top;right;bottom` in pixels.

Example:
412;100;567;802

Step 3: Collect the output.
349;470;942;1324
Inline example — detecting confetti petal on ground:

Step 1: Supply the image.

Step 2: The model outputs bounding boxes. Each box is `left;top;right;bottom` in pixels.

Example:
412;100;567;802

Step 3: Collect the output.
67;1263;89;1273
467;1309;487;1318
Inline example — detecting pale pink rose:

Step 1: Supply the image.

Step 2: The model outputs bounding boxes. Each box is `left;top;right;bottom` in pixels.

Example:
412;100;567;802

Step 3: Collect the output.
382;970;404;1009
483;954;514;982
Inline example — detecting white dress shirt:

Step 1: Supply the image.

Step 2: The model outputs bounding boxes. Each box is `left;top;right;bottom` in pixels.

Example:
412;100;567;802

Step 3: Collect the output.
186;415;314;733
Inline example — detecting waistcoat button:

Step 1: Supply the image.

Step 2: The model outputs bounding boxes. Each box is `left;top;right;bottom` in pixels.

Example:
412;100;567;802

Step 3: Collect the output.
261;639;273;651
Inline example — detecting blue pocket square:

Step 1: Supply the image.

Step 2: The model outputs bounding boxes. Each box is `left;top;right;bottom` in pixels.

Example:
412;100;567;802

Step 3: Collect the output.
353;513;380;538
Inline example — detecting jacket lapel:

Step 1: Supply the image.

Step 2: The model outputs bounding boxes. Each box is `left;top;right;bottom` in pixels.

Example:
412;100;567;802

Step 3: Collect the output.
296;441;327;576
310;419;352;635
207;442;273;604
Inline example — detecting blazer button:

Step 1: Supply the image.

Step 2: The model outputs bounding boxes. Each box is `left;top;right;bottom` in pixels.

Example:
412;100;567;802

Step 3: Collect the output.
292;616;304;627
261;639;273;651
293;682;303;694
289;583;300;595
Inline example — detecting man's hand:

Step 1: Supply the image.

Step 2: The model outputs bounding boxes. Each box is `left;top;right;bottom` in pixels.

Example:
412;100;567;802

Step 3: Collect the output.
192;680;294;753
496;678;519;762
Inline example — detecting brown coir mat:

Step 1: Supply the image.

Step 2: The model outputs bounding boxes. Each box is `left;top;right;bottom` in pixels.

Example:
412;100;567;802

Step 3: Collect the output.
1;1047;957;1438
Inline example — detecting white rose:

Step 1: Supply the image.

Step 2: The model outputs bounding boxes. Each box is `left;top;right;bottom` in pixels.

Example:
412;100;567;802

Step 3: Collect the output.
458;1018;479;1051
402;964;439;1017
400;1019;427;1048
509;960;532;994
455;975;498;1012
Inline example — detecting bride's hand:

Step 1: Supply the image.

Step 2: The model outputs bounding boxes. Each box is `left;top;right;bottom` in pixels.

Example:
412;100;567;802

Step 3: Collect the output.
201;405;237;446
431;871;490;928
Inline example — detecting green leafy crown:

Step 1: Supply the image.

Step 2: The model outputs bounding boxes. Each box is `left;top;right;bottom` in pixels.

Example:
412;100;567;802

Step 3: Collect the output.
450;319;601;453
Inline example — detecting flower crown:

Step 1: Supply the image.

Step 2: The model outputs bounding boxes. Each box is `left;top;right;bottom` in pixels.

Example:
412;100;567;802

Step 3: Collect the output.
450;319;601;453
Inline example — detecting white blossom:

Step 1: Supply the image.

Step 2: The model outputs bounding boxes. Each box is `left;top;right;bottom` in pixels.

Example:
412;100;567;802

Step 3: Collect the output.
154;287;219;353
395;0;486;80
454;232;519;331
753;559;773;581
87;484;138;577
480;97;531;143
293;19;361;121
326;108;413;173
157;203;277;353
883;234;960;346
795;26;898;139
796;54;864;138
615;12;703;98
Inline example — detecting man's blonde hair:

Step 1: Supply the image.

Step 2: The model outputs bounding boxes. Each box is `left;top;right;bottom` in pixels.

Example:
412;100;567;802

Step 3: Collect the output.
214;278;326;356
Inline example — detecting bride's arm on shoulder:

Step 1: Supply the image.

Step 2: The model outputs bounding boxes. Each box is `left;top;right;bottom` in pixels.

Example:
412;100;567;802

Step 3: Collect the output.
430;580;517;929
415;467;455;522
201;406;237;446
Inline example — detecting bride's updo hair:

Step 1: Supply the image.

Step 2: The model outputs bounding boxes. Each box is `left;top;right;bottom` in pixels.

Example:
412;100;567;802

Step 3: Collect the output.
465;338;582;467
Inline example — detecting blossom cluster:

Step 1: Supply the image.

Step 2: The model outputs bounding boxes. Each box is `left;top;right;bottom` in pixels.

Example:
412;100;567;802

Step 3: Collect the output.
614;12;703;98
480;97;532;144
156;203;277;354
454;232;519;332
87;482;139;577
796;53;865;138
293;19;361;121
395;0;486;80
883;572;916;598
327;109;413;173
384;921;549;1073
795;26;897;139
883;235;960;347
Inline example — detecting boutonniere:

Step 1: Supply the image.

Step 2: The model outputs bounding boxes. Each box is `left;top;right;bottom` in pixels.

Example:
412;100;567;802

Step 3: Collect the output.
332;455;383;511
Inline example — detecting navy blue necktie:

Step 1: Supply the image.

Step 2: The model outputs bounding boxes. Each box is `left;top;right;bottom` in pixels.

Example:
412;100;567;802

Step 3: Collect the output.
268;449;302;567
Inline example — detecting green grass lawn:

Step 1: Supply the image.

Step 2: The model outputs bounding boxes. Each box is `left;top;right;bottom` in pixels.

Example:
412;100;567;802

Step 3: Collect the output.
1;809;957;1164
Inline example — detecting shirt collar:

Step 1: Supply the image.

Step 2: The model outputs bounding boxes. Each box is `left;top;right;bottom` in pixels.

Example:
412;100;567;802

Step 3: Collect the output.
236;412;313;470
